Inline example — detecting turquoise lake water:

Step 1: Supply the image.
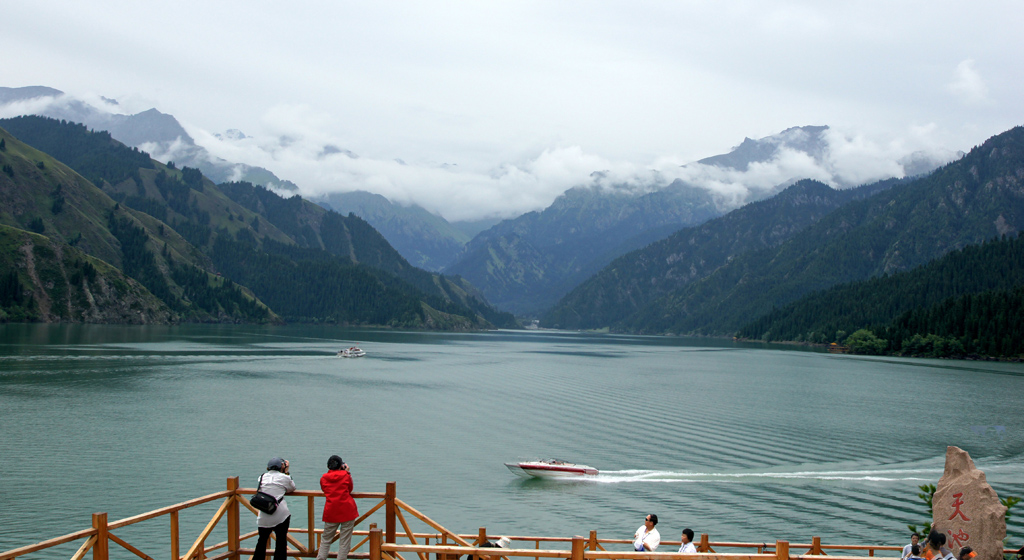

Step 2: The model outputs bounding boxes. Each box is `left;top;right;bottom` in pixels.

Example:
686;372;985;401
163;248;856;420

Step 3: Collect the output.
1;324;1022;558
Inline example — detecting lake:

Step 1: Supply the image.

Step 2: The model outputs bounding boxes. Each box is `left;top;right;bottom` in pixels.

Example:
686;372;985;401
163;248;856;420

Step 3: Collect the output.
1;324;1021;558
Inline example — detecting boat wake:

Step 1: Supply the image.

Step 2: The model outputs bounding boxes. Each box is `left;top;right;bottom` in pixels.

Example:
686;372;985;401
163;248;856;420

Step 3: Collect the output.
590;468;941;484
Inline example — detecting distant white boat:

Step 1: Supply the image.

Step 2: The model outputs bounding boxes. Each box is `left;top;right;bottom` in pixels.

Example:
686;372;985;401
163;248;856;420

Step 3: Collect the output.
505;459;598;479
338;347;366;358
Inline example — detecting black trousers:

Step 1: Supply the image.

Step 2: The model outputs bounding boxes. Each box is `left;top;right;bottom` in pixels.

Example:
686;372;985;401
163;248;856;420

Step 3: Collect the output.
253;515;291;560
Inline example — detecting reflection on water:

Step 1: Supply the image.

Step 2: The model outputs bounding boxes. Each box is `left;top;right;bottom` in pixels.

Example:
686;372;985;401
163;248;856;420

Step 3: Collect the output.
1;324;1022;558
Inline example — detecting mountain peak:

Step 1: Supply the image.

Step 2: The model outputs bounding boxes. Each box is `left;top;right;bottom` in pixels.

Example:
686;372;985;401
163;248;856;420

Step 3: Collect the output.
697;125;830;171
0;86;63;104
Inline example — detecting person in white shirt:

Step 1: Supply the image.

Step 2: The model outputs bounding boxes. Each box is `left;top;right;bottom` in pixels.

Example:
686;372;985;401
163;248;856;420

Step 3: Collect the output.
254;457;297;560
633;514;660;551
902;534;921;559
678;529;696;554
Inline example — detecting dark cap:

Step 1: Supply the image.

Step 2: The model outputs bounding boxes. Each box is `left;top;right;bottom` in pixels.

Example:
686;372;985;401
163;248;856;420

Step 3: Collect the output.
267;457;285;471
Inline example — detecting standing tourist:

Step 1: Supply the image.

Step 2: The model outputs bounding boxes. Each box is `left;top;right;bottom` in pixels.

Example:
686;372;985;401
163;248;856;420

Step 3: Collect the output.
255;457;296;560
633;514;660;551
678;529;696;554
903;534;920;559
316;455;359;560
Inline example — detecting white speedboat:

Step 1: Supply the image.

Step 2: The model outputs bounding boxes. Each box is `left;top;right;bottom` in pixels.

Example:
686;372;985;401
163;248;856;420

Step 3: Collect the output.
504;459;598;479
338;347;366;358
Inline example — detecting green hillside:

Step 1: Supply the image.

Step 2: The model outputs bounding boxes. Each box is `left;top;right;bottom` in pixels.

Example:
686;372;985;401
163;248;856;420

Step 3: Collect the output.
0;224;172;323
542;178;900;329
444;180;722;315
0;116;514;328
736;233;1024;355
622;125;1024;336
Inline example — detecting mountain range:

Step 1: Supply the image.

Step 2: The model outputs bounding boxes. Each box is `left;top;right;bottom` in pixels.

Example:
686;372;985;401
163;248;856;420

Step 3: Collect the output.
1;90;962;319
549;125;1024;337
0;86;300;190
443;125;956;315
542;177;904;329
0;115;515;328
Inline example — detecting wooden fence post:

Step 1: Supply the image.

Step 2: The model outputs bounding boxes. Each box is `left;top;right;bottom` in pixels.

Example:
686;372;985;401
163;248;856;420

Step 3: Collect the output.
478;528;488;546
171;511;180;560
571;537;584;560
228;477;240;560
308;495;316;553
809;537;825;556
370;528;382;560
698;534;712;553
588;531;598;551
776;541;790;560
92;513;109;560
385;482;397;545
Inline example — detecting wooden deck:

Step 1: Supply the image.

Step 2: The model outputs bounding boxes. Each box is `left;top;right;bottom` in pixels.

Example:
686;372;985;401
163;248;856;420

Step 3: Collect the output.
0;477;988;560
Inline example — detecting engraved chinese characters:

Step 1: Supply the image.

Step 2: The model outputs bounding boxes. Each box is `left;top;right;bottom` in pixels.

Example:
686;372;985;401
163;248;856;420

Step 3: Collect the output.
932;446;1007;560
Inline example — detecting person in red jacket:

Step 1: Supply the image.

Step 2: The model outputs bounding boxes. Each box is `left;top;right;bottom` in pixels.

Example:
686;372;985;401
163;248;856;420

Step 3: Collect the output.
315;455;359;560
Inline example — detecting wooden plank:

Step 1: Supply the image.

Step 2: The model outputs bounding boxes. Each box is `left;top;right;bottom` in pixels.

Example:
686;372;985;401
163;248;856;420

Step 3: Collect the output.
382;545;571;559
353;500;386;527
109;532;156;560
393;507;427;560
182;498;231;560
108;492;233;530
0;529;96;560
71;536;97;560
391;500;473;548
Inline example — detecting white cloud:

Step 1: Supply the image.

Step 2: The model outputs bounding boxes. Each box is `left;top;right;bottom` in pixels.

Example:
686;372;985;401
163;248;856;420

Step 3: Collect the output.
0;87;966;223
947;59;990;105
191;114;958;221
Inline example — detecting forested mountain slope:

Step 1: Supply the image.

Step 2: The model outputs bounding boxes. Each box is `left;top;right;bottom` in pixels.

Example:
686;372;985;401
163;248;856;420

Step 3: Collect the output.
625;125;1024;335
542;178;900;329
735;233;1024;355
0;116;514;328
0;224;172;323
316;190;469;271
445;180;721;315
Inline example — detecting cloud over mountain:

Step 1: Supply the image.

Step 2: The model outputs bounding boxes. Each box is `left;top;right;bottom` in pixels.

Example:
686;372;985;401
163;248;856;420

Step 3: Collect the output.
1;88;960;222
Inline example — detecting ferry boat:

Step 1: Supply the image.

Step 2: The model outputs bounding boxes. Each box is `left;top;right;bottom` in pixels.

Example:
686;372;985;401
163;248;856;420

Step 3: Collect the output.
504;459;598;479
338;347;366;358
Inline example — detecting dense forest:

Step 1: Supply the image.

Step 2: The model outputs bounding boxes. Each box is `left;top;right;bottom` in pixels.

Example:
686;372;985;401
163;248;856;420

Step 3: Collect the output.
737;234;1024;357
0;116;513;328
619;126;1024;336
542;178;902;329
0;115;155;186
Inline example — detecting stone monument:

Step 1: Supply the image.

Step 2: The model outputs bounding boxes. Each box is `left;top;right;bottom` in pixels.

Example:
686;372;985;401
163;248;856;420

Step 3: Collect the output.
932;446;1007;560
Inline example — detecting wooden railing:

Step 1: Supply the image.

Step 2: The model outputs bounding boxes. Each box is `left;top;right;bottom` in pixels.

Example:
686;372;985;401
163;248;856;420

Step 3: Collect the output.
2;478;1012;560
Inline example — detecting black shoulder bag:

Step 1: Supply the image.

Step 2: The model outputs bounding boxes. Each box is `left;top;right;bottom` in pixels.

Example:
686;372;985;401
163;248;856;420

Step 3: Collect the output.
250;474;282;514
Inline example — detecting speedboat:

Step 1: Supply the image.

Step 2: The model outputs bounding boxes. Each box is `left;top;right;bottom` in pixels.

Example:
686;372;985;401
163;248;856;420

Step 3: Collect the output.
338;347;366;358
504;459;598;479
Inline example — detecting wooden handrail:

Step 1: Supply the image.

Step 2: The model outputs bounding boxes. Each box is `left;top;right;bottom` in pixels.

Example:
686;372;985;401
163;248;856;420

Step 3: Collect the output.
0;528;96;560
4;479;998;560
108;491;233;530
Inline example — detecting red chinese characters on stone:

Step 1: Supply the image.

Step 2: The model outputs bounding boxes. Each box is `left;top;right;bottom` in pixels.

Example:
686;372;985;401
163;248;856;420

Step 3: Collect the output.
949;492;971;522
946;528;970;548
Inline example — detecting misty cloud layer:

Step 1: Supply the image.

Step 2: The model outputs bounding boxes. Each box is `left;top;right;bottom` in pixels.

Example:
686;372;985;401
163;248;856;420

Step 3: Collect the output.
2;91;962;222
182;110;959;220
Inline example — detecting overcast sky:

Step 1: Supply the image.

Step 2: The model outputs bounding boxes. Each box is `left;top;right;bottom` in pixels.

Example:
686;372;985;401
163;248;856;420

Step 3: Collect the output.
4;1;1023;220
